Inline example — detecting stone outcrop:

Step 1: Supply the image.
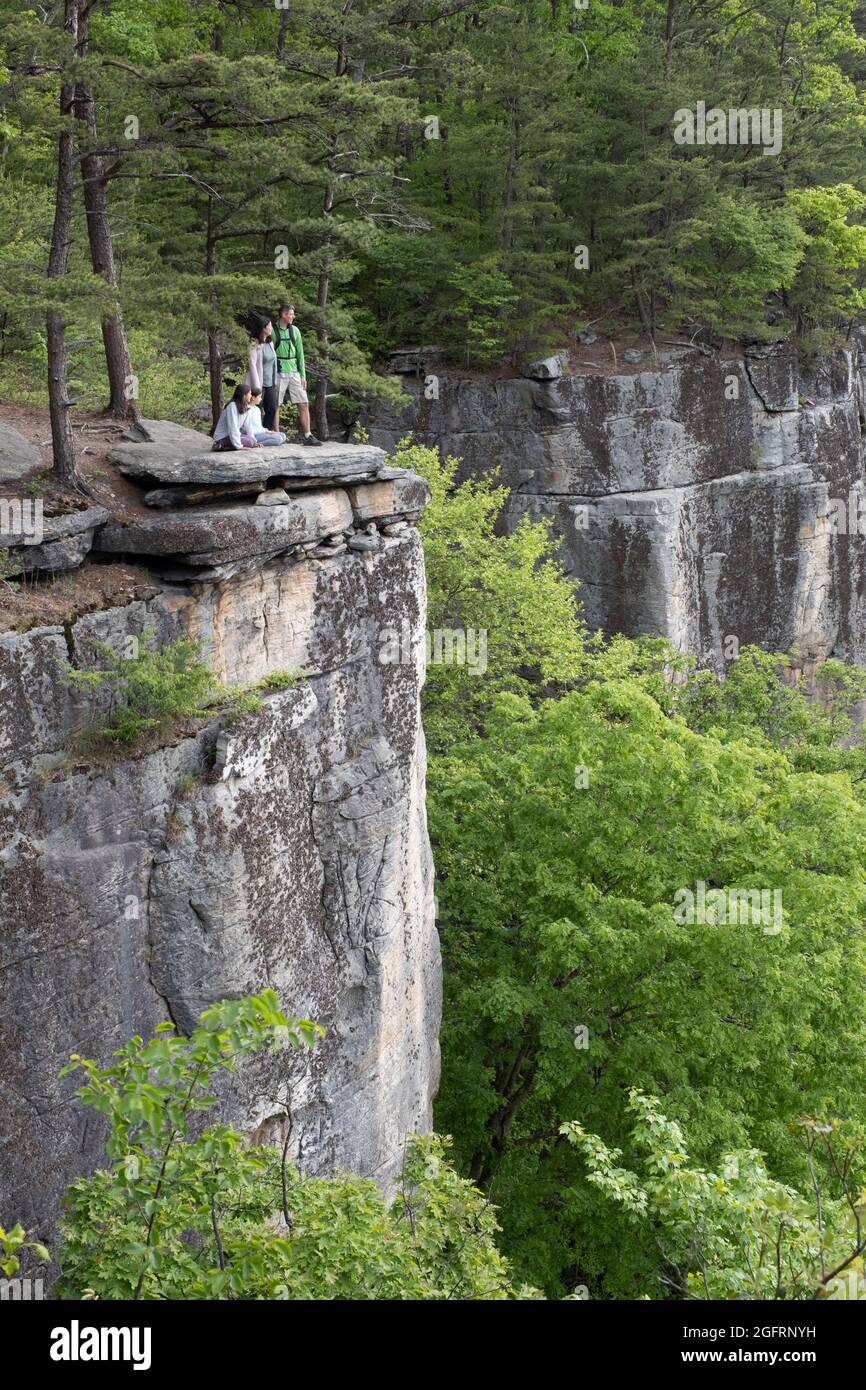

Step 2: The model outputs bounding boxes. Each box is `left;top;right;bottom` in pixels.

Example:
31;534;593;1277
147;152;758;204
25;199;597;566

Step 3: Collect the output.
521;350;570;381
0;427;440;1249
365;340;866;669
0;421;41;483
110;419;387;487
0;421;414;581
2;504;110;576
95;490;354;566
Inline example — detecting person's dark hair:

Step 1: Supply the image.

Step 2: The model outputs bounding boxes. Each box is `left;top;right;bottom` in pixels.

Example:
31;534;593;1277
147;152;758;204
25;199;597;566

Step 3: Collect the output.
278;303;295;315
236;307;268;336
251;314;272;343
248;386;263;399
230;383;249;410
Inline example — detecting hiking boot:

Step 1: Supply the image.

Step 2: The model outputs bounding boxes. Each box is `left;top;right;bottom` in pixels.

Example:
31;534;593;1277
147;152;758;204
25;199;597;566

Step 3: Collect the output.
302;433;323;446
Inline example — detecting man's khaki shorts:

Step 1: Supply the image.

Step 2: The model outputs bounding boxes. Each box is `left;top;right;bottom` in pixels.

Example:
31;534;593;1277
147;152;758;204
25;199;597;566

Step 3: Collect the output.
277;373;308;406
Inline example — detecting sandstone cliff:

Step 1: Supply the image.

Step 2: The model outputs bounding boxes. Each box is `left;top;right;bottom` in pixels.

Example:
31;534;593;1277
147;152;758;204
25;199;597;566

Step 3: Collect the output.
0;422;440;1244
366;340;866;670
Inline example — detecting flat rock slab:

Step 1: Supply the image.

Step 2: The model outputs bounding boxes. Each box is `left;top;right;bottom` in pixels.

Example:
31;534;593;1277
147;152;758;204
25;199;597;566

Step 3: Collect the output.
347;469;430;524
122;418;213;451
0;422;42;483
110;430;387;486
94;490;353;567
1;505;110;575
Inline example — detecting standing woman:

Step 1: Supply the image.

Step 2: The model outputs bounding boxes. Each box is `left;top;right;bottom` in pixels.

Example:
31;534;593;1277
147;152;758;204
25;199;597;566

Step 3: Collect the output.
245;315;278;434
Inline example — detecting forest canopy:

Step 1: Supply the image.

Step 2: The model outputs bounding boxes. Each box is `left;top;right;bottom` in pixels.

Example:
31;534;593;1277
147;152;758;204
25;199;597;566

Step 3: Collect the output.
2;0;866;437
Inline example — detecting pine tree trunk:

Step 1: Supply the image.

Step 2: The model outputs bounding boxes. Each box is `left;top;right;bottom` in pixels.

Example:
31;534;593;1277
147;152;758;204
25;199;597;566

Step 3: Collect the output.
47;1;85;491
206;202;223;429
74;12;139;422
313;262;331;441
276;9;289;59
665;0;677;77
313;183;335;442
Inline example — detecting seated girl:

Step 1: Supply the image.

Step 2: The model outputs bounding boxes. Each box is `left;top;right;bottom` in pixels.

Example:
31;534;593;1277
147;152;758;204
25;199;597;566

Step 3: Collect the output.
247;389;287;446
211;384;258;451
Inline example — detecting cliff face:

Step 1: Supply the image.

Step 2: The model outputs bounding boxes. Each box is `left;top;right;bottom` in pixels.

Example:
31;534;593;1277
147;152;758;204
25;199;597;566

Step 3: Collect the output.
0;424;440;1242
367;340;866;670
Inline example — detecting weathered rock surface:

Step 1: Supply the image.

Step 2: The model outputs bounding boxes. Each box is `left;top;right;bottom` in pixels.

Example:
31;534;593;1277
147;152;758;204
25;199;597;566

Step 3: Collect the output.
144;480;267;508
0;421;41;483
1;505;110;576
0;527;440;1246
95;490;353;566
111;434;387;486
387;346;442;375
122;417;212;451
347;469;430;525
522;350;570;380
365;340;866;669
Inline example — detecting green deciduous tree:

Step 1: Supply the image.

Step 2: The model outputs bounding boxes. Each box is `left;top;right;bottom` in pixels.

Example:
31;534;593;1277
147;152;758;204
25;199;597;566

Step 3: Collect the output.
430;674;866;1294
392;438;586;750
563;1091;866;1300
55;992;538;1300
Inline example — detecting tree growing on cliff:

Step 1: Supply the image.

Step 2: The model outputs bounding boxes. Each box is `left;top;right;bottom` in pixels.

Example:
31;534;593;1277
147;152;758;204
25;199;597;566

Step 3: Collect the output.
71;0;139;422
54;992;538;1300
46;0;87;488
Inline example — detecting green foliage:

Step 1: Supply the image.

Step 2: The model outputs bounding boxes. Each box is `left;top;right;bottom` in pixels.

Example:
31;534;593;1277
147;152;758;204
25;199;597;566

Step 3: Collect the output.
430;671;866;1294
563;1092;866;1300
0;1223;49;1280
672;646;866;775
787;184;866;343
402;427;866;1299
254;668;313;692
0;546;20;592
5;0;866;419
55;994;536;1301
444;258;519;367
391;438;586;750
128;329;209;425
66;633;224;746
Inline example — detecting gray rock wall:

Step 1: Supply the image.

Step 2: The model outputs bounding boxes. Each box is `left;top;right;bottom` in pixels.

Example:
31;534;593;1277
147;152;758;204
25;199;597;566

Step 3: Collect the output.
366;342;866;668
0;510;440;1243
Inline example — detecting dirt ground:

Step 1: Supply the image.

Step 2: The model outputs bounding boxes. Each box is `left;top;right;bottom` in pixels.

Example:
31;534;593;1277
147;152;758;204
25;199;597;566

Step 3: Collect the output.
0;403;163;633
0;400;181;521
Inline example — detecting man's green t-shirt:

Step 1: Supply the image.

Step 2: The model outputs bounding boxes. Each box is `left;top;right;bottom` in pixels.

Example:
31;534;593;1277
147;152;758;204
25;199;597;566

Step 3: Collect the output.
274;322;305;379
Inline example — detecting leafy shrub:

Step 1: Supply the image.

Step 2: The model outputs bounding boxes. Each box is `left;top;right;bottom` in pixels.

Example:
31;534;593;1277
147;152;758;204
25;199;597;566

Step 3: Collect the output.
564;1092;866;1301
55;992;538;1301
0;1223;49;1280
255;668;313;692
67;634;222;745
391;438;586;750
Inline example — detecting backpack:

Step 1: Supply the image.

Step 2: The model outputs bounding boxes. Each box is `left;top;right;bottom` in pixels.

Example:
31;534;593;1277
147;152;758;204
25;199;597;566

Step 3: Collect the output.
273;322;300;368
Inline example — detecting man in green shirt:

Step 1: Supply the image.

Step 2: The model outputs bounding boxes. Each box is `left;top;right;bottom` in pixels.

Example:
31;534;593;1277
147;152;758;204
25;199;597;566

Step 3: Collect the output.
272;303;322;445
